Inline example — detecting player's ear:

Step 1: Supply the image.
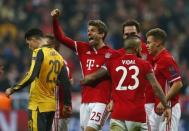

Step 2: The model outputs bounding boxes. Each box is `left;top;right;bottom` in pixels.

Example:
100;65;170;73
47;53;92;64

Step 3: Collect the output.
155;40;162;47
99;32;105;39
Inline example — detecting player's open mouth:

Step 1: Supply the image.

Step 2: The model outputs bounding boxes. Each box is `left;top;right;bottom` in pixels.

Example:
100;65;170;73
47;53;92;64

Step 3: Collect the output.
89;37;94;41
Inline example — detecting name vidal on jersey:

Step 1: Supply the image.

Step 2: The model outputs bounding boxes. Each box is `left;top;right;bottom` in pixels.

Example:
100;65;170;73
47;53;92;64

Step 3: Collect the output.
122;60;136;65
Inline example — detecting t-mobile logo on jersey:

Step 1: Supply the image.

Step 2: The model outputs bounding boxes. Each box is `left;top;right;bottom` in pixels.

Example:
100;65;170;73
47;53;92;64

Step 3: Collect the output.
86;59;95;70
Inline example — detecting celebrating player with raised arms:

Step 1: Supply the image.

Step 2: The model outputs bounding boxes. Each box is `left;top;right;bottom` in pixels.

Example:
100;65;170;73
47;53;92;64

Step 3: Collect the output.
51;9;117;131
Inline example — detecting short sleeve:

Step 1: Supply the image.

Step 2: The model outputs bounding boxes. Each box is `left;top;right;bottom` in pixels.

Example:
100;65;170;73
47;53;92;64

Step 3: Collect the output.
159;58;181;83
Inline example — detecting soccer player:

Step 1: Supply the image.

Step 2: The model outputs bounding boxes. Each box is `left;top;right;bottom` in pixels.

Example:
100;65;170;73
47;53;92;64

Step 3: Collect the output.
5;29;72;131
51;9;116;131
146;28;183;131
81;36;171;131
44;35;72;131
123;20;155;111
121;20;154;128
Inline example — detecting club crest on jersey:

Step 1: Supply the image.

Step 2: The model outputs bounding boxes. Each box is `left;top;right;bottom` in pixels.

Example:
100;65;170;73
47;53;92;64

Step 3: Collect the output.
86;51;91;54
141;54;147;60
86;59;95;70
105;52;112;58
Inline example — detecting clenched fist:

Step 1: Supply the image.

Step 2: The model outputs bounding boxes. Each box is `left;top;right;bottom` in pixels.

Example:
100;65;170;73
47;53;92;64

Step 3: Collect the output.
51;9;60;17
5;88;15;97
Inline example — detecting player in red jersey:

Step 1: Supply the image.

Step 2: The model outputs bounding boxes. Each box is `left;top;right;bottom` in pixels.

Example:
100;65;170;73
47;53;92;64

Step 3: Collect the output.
43;35;72;131
146;28;183;131
81;36;171;131
121;20;154;129
51;9;116;131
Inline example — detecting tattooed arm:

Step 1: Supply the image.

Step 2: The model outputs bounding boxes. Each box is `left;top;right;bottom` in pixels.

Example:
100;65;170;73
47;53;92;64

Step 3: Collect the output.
81;68;108;85
146;72;168;108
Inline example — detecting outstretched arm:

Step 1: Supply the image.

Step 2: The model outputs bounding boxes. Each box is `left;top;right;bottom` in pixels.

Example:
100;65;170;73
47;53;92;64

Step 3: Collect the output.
81;68;108;85
51;9;76;51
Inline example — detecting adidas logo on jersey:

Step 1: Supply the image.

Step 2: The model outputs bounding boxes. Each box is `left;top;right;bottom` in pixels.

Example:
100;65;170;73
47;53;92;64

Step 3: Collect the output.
86;51;91;54
105;52;112;58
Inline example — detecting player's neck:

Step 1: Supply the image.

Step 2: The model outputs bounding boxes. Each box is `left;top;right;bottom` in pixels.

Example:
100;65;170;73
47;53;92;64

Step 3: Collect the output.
94;41;106;50
154;47;165;57
126;50;137;55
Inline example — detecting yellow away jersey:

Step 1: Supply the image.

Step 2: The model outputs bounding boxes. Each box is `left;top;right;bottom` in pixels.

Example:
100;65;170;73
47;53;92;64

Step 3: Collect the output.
13;47;64;112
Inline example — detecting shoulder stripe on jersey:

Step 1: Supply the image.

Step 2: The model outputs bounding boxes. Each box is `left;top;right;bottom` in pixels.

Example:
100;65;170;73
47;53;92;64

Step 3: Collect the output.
169;76;181;83
74;41;78;55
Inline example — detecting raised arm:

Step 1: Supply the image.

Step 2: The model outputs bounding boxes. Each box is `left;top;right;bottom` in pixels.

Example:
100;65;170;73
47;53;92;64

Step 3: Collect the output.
81;68;108;85
51;9;76;51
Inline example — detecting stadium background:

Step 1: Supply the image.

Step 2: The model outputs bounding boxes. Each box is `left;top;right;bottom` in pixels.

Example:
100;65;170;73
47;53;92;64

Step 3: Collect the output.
0;0;189;130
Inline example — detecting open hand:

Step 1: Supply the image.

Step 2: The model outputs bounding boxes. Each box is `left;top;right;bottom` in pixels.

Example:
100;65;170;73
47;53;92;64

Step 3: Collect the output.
163;107;172;124
156;102;164;115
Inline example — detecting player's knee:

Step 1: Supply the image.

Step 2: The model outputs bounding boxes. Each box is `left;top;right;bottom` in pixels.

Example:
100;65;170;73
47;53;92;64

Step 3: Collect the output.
85;126;98;131
110;124;126;131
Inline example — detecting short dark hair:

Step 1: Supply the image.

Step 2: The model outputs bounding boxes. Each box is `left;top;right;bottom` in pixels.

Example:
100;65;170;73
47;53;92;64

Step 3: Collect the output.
122;20;141;33
44;34;60;50
146;28;167;44
25;28;43;40
88;20;108;40
124;35;141;50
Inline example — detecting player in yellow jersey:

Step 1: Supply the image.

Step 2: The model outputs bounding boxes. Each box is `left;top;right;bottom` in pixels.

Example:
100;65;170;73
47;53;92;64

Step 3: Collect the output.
44;34;73;131
5;29;72;131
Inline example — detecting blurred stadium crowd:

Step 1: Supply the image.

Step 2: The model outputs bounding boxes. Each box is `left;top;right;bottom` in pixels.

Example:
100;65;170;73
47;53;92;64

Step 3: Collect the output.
0;0;189;130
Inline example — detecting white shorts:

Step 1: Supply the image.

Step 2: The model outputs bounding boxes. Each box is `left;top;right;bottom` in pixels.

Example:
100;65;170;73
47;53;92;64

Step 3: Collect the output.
145;103;155;117
149;103;181;131
110;119;148;131
80;103;110;130
52;118;68;131
145;103;155;130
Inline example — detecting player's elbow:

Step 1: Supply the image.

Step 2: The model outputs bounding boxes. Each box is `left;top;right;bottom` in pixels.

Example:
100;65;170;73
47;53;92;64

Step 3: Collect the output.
174;80;183;90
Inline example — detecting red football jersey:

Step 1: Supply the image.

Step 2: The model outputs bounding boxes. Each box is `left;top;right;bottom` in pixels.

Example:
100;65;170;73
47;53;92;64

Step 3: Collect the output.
153;49;182;107
54;60;72;119
140;41;155;103
117;41;154;103
53;17;116;104
105;53;153;122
